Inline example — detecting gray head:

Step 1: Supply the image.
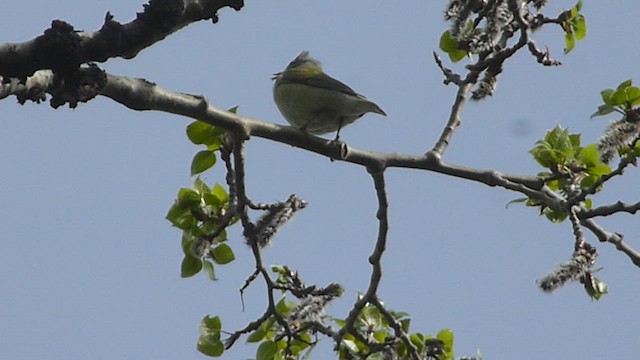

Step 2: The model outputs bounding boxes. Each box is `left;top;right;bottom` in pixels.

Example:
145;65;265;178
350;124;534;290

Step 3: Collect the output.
286;51;322;70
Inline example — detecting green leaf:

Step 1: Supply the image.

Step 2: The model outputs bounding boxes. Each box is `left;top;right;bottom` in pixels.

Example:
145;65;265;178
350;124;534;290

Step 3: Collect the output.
372;330;387;343
177;188;202;207
530;125;583;170
564;30;576;54
202;194;221;210
506;197;528;208
584;275;608;300
439;31;468;63
198;315;223;356
569;134;581;148
181;234;193;254
562;0;586;54
166;205;194;229
191;150;217;176
275;297;295;316
589;162;612;177
409;333;424;349
577;144;599;166
546;178;560;192
590;104;616;118
166;188;202;229
206;139;223;152
530;141;554;168
610;86;640;107
212;183;229;205
544;208;568;223
181;255;203;277
197;335;224;357
633;143;640;157
616;79;633;90
437;329;454;353
600;88;615;105
289;333;312;353
545;125;569;146
211;244;235;265
187;121;214;145
575;0;583;11
332;317;346;328
215;229;228;243
203;260;217;281
439;30;458;53
201;315;222;333
573;15;587;40
202;183;228;211
256;341;278;360
193;177;211;194
399;318;411;333
340;339;360;355
247;325;268;343
271;264;285;275
361;305;383;328
580;175;598;189
390;310;409;320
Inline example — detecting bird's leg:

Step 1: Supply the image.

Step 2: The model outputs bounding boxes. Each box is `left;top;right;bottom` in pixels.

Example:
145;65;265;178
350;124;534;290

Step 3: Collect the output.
333;117;346;142
300;121;309;134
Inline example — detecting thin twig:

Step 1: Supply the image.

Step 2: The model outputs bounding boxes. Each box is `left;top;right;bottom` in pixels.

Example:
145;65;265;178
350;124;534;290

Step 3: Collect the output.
580;218;640;267
579;200;640;218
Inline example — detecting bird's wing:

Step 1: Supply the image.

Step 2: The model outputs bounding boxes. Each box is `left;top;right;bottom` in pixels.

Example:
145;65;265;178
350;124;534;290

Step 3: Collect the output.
280;67;363;98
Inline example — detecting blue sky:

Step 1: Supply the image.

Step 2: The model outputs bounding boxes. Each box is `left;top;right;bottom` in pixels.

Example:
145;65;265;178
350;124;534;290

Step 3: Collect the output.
1;1;639;359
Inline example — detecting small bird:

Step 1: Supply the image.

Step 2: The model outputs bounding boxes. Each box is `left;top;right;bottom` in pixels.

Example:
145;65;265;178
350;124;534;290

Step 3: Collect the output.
272;51;386;140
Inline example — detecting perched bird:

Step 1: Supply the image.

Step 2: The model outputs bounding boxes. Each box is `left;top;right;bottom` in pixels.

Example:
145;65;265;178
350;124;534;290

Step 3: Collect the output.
272;51;386;140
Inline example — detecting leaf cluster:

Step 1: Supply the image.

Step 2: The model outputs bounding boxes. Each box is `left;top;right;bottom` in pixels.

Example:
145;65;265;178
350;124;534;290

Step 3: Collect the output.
560;0;586;54
166;120;237;279
245;298;315;360
528;126;611;221
591;80;640;119
335;303;455;360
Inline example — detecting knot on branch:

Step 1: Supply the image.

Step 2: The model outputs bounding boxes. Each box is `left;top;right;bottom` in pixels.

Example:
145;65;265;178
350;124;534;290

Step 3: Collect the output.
36;20;82;76
49;64;107;108
139;0;185;31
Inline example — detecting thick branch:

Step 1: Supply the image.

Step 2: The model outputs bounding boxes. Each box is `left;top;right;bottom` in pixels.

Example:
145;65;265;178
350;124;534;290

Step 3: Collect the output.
0;0;243;79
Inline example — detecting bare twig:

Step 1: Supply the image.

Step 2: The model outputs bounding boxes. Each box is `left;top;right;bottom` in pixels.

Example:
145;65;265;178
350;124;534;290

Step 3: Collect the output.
433;52;463;86
224;309;271;349
431;82;473;156
579;201;640;218
580;218;640;267
527;40;562;66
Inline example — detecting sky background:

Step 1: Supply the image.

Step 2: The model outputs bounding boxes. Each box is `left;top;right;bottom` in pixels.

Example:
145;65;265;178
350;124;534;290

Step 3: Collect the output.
1;1;639;359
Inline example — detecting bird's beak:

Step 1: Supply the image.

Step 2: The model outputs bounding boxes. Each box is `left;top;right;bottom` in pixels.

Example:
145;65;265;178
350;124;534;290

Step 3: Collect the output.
271;72;282;81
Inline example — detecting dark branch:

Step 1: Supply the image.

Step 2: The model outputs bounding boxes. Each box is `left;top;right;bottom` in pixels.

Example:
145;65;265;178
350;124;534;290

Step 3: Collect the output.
0;0;243;80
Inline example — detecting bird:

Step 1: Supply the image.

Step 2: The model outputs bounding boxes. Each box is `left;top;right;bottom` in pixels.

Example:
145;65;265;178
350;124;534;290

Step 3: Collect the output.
272;51;386;140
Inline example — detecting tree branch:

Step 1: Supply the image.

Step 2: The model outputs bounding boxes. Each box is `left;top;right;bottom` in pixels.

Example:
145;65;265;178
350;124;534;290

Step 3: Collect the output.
0;0;243;79
580;218;640;267
579;201;640;218
336;170;394;348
